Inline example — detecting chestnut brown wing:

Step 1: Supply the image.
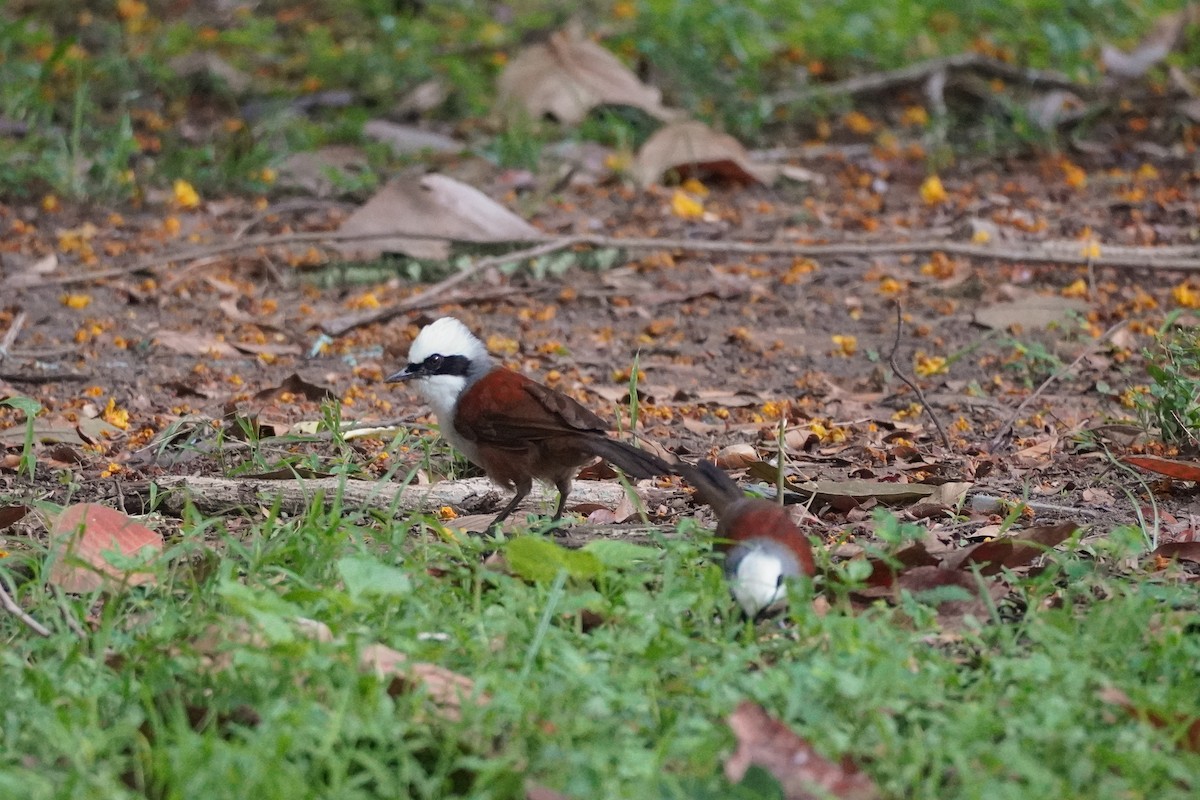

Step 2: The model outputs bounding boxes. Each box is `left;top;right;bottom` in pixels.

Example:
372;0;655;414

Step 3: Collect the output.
454;369;608;447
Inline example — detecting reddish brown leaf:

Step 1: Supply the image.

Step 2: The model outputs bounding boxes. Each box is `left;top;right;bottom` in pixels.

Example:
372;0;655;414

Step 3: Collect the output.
0;504;29;530
253;372;337;402
864;541;942;589
525;784;573;800
725;701;879;800
47;503;163;593
360;642;489;721
1123;455;1200;482
939;522;1079;575
585;492;639;525
1098;686;1200;754
1151;541;1200;565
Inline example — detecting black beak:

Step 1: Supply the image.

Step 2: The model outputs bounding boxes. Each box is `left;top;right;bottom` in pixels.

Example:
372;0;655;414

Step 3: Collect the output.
385;365;418;383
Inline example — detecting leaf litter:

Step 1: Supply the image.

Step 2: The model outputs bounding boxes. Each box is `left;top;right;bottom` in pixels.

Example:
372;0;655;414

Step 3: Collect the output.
3;11;1200;794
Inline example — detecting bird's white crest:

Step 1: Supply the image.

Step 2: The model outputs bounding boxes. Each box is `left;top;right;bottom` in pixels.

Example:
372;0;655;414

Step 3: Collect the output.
405;317;492;461
407;317;489;365
727;545;797;617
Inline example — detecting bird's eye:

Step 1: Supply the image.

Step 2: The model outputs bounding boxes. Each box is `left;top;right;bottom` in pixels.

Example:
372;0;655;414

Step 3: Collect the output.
427;354;444;370
776;574;785;588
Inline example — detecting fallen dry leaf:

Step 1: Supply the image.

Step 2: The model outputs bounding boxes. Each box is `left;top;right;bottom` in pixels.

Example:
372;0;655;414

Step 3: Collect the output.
362;120;463;156
972;295;1091;331
359;642;488;721
0;504;29;530
497;25;677;125
714;443;759;469
154;329;240;358
1123;455;1200;482
1101;7;1195;80
1151;541;1200;565
939;522;1079;574
277;146;369;197
253;372;337;402
864;541;943;589
585;491;640;525
1098;685;1200;754
928;481;973;507
47;503;163;593
633;119;778;188
1012;435;1059;467
525;783;573;800
725;700;879;800
335;174;544;260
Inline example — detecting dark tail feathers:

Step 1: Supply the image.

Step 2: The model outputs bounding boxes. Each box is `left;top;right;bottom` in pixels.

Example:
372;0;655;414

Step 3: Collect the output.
585;436;673;480
675;459;744;516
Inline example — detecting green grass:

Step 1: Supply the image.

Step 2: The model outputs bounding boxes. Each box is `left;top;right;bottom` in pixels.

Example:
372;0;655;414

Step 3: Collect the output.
1;491;1198;799
1;0;1191;199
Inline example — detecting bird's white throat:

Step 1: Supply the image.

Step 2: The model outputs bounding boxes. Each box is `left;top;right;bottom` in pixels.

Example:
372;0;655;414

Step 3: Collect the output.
404;317;492;461
410;372;480;461
729;547;788;617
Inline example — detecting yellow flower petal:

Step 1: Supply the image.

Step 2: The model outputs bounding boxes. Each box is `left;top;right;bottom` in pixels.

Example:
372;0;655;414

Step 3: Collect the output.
919;175;947;205
670;190;704;219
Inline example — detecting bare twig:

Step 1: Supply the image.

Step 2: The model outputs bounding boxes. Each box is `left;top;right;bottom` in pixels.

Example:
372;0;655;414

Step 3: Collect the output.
149;474;679;519
774;53;1093;106
0;310;27;360
0;371;93;384
52;587;88;638
0;573;51;637
888;301;952;450
320;238;582;335
7;230;1200;292
989;319;1130;450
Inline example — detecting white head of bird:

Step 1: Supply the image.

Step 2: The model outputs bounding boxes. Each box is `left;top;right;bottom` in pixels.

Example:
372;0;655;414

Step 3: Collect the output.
388;317;493;422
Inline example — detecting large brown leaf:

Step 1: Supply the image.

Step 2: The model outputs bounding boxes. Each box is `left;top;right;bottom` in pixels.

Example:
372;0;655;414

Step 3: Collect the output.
497;25;677;125
335;174;543;260
939;522;1079;574
1151;541;1200;565
1124;455;1200;482
47;503;163;593
725;701;879;800
633;119;777;187
360;642;490;722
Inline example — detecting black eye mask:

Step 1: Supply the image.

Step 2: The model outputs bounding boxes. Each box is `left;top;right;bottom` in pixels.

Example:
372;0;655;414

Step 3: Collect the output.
411;354;471;377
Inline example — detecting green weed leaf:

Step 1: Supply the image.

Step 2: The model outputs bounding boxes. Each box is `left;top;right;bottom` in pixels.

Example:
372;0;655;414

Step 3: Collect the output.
506;536;602;582
336;555;412;599
581;539;658;569
218;580;303;643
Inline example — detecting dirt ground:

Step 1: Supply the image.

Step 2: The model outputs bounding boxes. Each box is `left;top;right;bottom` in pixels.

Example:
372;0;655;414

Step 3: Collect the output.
2;144;1199;547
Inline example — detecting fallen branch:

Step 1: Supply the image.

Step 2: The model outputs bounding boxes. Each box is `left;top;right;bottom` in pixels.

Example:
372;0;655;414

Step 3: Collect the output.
0;573;51;637
774;53;1094;106
887;301;952;450
150;475;677;520
320;238;580;336
8;229;1200;293
0;310;27;361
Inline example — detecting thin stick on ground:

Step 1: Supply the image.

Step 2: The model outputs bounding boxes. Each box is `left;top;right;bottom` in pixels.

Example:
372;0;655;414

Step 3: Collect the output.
0;574;51;637
888;301;952;450
11;230;1200;291
320;238;585;336
0;310;27;360
53;587;88;638
989;320;1130;450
